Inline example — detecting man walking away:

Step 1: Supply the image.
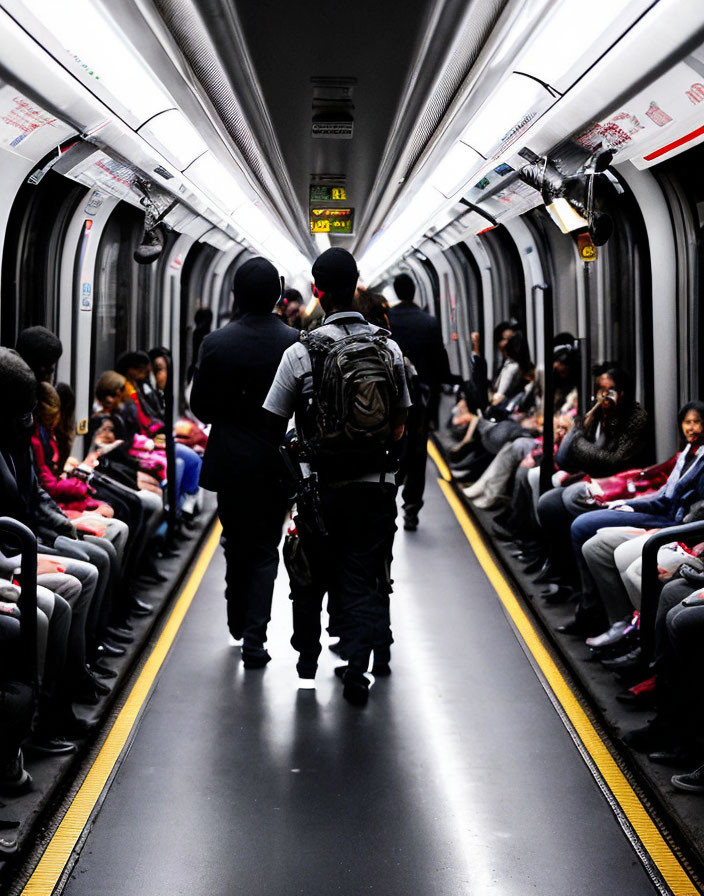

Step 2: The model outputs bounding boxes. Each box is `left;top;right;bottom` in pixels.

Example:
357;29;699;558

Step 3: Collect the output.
264;248;411;705
191;258;299;668
388;273;455;531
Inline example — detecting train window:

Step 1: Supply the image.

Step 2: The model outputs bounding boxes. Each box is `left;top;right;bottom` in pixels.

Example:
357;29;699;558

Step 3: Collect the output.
478;226;526;335
656;145;704;405
1;169;85;347
451;242;484;341
419;257;440;320
179;242;218;391
90;203;143;388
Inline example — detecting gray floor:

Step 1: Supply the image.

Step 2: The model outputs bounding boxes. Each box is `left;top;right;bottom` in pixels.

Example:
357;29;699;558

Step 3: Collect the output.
63;475;658;896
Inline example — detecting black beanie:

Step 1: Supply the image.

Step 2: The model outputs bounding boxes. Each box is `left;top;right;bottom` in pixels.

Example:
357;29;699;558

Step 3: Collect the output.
15;326;62;372
0;348;37;417
234;257;281;313
312;248;358;293
393;273;415;303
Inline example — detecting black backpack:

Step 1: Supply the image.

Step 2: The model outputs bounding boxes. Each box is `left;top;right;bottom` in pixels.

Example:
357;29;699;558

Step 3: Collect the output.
299;323;400;477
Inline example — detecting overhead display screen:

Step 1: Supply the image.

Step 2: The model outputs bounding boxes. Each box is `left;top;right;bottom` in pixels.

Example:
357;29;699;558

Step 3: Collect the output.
309;185;347;202
310;207;354;234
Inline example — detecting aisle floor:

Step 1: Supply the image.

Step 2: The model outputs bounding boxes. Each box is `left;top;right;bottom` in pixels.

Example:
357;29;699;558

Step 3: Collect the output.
62;475;657;896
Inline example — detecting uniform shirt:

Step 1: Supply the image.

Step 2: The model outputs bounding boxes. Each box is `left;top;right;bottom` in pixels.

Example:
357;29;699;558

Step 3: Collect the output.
263;311;412;422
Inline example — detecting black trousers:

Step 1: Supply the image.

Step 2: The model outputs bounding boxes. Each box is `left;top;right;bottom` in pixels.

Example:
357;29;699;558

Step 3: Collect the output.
217;482;290;654
398;405;430;519
290;482;397;673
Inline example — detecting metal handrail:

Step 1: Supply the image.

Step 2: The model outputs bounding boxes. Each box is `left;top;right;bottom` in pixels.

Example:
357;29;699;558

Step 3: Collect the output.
0;517;37;685
163;354;177;541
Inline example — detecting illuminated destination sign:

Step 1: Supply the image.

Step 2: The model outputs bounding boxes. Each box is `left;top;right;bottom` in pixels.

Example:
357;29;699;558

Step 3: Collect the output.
310;207;354;234
310;185;347;202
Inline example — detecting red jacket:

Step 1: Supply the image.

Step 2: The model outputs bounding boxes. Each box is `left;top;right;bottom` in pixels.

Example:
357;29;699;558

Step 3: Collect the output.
31;426;90;509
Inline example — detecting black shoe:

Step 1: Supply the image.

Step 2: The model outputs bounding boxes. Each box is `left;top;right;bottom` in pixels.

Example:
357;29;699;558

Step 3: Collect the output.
601;647;643;670
371;662;391;676
334;665;348;680
533;559;561;584
540;584;574;605
24;734;77;757
130;598;153;617
242;650;271;669
105;626;134;645
0;751;32;796
622;718;672;753
342;669;369;706
97;640;126;658
296;663;317;680
403;515;418;532
523;553;549;575
90;659;118;679
648;746;700;768
672;765;704;793
0;834;18;857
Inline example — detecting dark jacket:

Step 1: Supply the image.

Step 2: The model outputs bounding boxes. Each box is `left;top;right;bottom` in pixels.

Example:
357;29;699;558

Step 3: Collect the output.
0;447;74;549
564;401;650;477
387;303;452;392
190;313;300;490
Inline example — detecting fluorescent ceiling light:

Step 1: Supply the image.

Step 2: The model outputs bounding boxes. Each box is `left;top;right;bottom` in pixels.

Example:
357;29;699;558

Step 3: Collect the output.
187;153;248;214
461;75;547;157
235;203;271;244
514;0;652;91
263;230;310;277
360;183;447;278
22;0;171;126
139;110;207;171
430;141;483;199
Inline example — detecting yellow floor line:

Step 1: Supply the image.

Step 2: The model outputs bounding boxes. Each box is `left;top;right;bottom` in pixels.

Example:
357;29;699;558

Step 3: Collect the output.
434;475;697;895
426;438;452;482
21;522;223;896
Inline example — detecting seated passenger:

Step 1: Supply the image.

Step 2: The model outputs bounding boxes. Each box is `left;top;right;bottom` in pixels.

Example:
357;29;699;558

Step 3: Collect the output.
620;574;704;782
534;367;650;596
0;350;112;731
575;401;704;641
116;352;202;512
32;382;131;569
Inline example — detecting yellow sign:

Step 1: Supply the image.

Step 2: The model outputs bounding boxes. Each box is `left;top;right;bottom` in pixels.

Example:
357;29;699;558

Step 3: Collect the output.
577;232;597;262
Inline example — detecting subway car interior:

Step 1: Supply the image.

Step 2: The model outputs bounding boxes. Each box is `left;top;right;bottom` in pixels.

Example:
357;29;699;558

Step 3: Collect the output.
2;0;704;893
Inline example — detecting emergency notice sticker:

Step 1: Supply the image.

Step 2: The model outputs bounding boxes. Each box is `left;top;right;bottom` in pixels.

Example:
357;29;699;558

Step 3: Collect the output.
0;86;58;149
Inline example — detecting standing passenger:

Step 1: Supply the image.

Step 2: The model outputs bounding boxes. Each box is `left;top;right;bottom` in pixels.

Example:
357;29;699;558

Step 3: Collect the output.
388;273;454;530
264;249;411;705
191;258;299;668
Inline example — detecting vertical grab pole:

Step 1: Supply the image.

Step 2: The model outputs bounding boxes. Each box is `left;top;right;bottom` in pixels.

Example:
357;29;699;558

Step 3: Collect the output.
536;283;555;495
164;354;177;542
0;517;38;686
